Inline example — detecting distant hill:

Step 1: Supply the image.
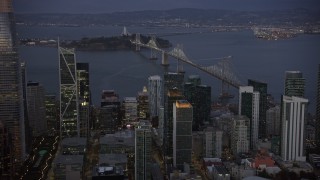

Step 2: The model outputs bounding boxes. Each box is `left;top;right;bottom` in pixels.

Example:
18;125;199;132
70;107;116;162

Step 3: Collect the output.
15;8;320;27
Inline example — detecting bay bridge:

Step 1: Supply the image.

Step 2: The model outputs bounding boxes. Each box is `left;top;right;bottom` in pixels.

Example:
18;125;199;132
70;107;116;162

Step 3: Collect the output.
130;33;242;90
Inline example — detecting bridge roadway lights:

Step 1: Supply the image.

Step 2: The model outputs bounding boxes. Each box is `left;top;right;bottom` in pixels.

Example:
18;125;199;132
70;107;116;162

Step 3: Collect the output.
161;52;169;66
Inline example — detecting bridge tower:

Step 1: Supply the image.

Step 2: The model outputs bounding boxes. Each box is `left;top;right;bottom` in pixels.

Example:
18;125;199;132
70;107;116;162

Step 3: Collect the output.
135;33;141;51
217;56;235;104
149;35;158;60
175;44;185;73
161;52;169;66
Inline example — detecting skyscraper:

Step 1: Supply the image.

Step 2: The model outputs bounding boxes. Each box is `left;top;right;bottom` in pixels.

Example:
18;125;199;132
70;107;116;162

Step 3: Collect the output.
27;82;46;137
230;115;250;155
164;89;183;161
239;86;260;150
135;120;152;180
284;71;305;97
77;63;90;137
45;94;59;132
59;46;79;138
173;100;193;170
266;106;281;137
137;86;149;119
248;79;268;139
317;64;320;149
204;127;223;158
281;96;308;161
123;97;138;124
148;75;162;118
0;0;26;171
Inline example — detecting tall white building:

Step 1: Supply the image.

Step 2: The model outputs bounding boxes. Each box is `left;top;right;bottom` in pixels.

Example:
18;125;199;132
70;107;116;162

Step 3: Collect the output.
148;75;162;117
123;97;138;124
266;106;281;136
204;127;223;158
231;115;250;155
239;86;260;149
135;120;152;180
281;96;308;162
173;100;193;170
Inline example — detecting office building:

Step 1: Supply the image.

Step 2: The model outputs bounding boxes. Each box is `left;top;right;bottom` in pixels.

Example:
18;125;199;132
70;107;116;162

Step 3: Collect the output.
77;63;90;137
173;100;193;170
281;96;308;161
123;97;138;124
266;106;281;137
0;121;14;179
164;89;183;160
187;74;201;86
59;46;79;138
204;127;223;158
316;64;320;149
99;105;118;135
27;82;46;137
53;155;84;180
184;75;211;130
239;86;260;150
21;62;31;153
148;75;162;117
248;79;268;139
0;0;26;170
284;71;305;97
230;115;250;155
100;90;121;128
45;94;59;132
137;86;149;119
135;120;152;180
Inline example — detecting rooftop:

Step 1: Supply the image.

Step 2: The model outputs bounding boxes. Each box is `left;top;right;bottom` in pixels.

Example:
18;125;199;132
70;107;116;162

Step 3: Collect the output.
61;137;87;146
54;155;84;165
176;100;192;108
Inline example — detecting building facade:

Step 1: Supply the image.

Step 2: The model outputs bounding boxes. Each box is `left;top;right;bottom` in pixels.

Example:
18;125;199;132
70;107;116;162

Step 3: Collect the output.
239;86;260;150
281;96;308;161
248;79;268;139
204;127;223;158
231;115;250;155
284;71;305;97
0;0;26;170
135;120;152;180
266;106;280;137
76;63;90;137
59;46;79;138
137;87;149;119
27;82;46;137
148;75;162;117
123;97;138;124
164;89;183;160
316;64;320;149
173;100;193;170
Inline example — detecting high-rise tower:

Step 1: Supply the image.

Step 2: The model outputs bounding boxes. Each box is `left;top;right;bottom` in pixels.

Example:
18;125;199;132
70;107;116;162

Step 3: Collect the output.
27;82;46;137
239;86;260;150
248;79;267;139
0;0;26;172
317;64;320;149
77;63;90;137
284;71;305;97
173;100;193;170
148;75;162;118
59;46;79;138
135;120;152;180
281;96;308;161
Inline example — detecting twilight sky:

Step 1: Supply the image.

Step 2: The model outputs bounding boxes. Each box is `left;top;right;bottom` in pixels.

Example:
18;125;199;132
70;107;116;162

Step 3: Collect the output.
13;0;320;14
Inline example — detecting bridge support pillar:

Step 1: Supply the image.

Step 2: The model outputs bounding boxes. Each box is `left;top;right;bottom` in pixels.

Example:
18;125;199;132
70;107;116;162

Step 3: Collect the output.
161;52;169;66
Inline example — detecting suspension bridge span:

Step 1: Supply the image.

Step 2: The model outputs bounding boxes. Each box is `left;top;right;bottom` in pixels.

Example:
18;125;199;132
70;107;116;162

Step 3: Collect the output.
131;33;242;89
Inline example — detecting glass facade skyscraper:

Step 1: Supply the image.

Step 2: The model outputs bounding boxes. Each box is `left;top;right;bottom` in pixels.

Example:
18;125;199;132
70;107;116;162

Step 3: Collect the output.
59;46;79;138
284;71;305;97
248;79;268;139
0;0;26;172
316;64;320;149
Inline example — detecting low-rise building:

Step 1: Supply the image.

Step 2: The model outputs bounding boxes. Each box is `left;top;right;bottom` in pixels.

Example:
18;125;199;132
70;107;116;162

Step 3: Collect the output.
53;155;84;180
61;137;87;155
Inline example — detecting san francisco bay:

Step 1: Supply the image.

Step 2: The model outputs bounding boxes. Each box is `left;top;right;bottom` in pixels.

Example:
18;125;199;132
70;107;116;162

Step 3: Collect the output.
17;25;320;113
